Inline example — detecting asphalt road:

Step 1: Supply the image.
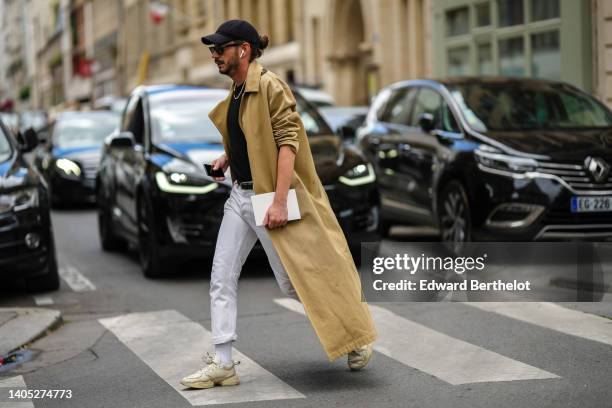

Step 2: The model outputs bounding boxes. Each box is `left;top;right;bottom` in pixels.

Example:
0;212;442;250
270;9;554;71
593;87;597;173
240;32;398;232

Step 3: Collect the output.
1;207;612;408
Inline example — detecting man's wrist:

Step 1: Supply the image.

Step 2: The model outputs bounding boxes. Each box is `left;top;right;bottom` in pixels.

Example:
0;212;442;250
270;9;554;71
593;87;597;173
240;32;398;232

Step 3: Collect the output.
273;193;288;206
273;198;288;206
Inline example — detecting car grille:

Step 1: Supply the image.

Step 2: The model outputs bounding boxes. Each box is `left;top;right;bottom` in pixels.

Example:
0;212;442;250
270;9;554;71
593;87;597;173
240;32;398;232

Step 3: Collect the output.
78;157;100;181
543;209;612;225
536;161;612;192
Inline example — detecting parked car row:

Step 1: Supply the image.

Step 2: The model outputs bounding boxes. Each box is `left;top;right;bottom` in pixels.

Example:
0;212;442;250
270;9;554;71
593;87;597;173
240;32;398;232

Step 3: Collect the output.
3;75;612;285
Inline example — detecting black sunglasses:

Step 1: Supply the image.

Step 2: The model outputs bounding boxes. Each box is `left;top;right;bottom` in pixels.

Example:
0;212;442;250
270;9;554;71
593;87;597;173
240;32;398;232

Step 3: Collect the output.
208;41;244;55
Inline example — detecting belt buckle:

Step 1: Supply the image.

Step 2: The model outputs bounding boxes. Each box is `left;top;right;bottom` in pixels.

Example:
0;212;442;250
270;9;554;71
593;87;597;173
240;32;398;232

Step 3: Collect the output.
239;181;253;190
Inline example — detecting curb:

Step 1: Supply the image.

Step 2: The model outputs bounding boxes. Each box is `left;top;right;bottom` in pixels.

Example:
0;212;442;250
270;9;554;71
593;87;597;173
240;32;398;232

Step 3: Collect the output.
0;308;63;356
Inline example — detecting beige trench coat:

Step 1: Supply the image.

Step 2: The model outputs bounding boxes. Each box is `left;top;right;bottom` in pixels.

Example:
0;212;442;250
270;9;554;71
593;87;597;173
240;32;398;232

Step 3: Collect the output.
209;60;377;361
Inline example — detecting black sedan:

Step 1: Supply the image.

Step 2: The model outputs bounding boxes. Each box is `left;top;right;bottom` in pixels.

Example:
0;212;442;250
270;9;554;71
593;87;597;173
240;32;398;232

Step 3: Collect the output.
357;78;612;248
97;85;379;277
0;120;58;291
35;111;120;205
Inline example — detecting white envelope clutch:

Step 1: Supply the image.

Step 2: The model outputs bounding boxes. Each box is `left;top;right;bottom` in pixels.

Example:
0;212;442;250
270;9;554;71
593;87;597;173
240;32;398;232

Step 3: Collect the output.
250;189;301;226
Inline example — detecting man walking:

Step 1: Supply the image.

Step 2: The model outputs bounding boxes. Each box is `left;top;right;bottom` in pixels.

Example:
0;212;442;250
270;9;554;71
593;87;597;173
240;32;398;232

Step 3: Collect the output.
180;20;377;390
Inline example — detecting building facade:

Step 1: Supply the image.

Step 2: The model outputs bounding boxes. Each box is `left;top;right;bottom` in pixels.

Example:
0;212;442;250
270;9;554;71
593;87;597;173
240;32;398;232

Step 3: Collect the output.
594;0;612;109
118;0;303;95
12;0;612;111
90;0;121;104
301;0;433;105
30;0;67;110
117;0;433;106
431;0;611;106
0;0;7;107
2;0;37;111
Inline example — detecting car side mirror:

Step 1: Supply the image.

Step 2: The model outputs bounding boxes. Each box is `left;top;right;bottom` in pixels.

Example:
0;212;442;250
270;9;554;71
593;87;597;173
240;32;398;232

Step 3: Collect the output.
109;131;135;148
18;127;39;152
418;113;435;133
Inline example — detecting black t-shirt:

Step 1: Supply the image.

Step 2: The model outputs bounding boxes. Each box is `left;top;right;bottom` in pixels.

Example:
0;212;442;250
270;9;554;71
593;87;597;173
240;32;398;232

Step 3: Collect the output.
227;82;252;183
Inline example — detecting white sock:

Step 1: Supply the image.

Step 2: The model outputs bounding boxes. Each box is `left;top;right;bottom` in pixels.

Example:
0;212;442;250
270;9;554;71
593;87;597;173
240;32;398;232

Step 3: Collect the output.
215;341;232;366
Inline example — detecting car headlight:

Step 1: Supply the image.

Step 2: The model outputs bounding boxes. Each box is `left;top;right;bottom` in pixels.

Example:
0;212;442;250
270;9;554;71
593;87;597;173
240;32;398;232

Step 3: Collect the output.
475;145;537;174
0;187;39;214
156;159;218;194
55;158;81;177
339;163;376;186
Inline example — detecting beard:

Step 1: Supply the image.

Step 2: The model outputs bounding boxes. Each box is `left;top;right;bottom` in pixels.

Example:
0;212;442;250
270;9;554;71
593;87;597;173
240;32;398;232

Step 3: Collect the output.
216;52;240;76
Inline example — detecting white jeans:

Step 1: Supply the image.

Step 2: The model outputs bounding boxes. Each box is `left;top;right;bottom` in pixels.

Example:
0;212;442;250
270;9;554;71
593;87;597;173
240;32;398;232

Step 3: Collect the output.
210;182;300;344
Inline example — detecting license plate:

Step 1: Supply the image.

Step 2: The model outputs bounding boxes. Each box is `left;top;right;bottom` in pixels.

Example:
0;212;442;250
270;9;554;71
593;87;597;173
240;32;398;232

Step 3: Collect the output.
571;196;612;213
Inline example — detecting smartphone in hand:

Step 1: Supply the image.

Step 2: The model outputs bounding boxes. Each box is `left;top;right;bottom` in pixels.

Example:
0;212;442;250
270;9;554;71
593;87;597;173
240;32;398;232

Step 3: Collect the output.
204;164;225;178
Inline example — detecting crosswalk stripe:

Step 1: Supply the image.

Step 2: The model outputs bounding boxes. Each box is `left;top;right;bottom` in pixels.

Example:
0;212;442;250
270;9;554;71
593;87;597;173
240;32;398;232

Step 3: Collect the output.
0;376;34;408
99;310;305;406
59;265;96;292
274;298;560;385
466;302;612;347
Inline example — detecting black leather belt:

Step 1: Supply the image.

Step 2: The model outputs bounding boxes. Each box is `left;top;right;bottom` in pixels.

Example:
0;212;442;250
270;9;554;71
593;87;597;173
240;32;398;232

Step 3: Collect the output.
237;180;253;190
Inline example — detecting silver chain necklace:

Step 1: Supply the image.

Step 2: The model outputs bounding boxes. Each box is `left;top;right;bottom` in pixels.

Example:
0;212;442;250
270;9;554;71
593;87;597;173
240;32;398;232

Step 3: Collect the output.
233;81;246;100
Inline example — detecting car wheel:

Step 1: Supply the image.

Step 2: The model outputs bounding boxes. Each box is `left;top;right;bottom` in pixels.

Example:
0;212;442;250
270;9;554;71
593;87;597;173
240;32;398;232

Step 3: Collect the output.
26;233;60;292
438;180;472;254
97;189;124;251
137;195;167;278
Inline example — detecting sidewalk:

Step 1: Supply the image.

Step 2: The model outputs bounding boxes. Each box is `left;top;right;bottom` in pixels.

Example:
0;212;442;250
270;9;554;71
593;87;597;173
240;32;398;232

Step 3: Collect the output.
0;308;62;357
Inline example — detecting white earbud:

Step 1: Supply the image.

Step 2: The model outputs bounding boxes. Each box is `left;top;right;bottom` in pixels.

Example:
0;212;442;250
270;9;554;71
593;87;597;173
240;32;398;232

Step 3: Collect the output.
240;49;245;58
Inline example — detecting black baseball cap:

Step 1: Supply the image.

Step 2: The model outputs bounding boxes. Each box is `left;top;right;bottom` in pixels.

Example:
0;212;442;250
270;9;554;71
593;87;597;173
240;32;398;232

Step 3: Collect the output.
201;20;260;50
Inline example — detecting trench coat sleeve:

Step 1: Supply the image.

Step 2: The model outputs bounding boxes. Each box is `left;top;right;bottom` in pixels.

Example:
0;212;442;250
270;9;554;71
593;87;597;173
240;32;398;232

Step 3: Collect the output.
266;77;300;154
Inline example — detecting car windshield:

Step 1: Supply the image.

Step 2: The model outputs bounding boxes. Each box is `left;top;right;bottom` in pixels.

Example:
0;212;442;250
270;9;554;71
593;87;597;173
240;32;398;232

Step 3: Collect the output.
294;94;334;136
0;113;18;131
150;94;225;143
54;114;119;147
20;111;47;130
0;123;13;163
449;82;612;132
150;91;333;142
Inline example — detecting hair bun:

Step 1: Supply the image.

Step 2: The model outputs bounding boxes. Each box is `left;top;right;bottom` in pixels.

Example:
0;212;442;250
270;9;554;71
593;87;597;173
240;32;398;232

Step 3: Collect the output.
259;35;269;50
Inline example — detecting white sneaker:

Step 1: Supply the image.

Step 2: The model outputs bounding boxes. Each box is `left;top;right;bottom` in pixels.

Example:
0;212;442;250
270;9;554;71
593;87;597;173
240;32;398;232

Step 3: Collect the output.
180;352;241;389
348;343;373;371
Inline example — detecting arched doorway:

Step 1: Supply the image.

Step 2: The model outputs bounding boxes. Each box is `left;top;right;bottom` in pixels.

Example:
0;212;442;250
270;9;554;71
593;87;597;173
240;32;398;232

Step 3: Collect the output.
329;0;369;105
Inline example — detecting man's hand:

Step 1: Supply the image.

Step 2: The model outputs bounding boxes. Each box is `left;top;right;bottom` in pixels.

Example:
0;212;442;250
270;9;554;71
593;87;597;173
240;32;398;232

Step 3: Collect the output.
211;154;229;181
263;201;288;229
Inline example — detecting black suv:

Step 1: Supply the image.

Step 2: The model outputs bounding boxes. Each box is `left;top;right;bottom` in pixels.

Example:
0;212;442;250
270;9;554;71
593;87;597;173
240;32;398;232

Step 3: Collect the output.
357;78;612;248
0;120;59;291
97;85;379;277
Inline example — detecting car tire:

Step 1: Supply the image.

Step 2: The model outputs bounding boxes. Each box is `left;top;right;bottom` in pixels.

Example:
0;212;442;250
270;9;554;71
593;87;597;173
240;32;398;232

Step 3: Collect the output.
137;195;168;278
438;180;472;254
97;189;124;252
26;234;60;292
